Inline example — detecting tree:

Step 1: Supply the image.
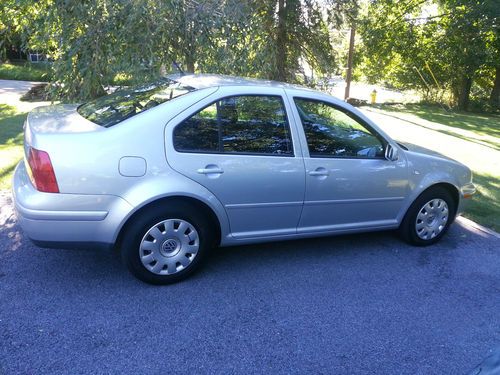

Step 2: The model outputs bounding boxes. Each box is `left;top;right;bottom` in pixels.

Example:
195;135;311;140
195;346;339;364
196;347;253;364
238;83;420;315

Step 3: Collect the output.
2;0;357;100
359;0;499;110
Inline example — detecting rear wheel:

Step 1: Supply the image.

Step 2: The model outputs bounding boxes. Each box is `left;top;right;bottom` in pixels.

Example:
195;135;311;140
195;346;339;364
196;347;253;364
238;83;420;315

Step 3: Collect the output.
399;187;456;246
121;203;213;284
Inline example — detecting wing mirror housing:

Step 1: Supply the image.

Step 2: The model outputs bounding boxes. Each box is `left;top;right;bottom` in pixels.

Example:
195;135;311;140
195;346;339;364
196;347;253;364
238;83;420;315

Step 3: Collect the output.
385;144;399;161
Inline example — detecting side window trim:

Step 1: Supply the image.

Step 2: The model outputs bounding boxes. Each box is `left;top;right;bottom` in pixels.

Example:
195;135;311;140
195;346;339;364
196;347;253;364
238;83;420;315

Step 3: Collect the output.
215;100;223;153
173;94;295;157
293;96;388;160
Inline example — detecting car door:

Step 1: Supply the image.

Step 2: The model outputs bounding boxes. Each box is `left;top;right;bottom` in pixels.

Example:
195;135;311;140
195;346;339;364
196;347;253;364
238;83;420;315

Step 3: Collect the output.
287;95;409;233
166;87;305;239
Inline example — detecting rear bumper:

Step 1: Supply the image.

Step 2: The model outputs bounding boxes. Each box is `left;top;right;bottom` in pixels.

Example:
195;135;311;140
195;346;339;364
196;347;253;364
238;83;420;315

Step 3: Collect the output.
12;161;133;249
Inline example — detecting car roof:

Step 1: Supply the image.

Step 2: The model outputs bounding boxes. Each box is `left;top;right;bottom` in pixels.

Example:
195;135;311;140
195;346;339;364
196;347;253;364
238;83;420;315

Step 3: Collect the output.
171;73;315;92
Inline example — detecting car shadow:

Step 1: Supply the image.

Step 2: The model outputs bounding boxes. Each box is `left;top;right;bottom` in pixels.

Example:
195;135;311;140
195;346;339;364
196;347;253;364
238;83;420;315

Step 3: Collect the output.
0;210;485;288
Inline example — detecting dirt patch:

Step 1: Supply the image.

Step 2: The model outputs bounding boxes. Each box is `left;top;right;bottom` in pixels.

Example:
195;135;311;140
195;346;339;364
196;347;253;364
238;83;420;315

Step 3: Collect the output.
20;83;51;102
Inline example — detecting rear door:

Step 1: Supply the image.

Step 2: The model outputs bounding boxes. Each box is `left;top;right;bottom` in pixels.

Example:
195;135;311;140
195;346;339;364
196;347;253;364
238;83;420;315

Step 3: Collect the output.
165;86;305;239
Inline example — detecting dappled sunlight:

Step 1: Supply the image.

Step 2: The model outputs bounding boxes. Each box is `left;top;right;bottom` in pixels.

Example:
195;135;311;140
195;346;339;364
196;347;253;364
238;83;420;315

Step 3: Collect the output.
0;163;21;190
0;104;26;190
0;192;23;253
366;107;500;151
463;172;500;231
362;108;499;175
0;104;26;144
3;132;24;147
0;103;19;117
379;104;500;140
0;82;51;112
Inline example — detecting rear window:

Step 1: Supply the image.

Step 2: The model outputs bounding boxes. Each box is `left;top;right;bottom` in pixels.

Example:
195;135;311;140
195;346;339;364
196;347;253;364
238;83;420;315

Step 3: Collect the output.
78;78;195;127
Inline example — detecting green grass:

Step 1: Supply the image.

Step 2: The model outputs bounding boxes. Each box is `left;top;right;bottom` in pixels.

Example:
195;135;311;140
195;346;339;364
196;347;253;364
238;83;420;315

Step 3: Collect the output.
0;104;27;189
377;104;500;150
466;172;500;231
0;62;51;82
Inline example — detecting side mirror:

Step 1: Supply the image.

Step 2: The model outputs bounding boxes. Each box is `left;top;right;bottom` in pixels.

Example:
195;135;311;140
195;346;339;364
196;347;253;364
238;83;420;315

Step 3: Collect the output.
385;144;399;161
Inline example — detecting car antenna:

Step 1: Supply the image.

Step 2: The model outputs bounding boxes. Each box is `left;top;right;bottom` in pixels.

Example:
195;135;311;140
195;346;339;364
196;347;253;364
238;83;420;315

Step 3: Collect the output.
172;61;185;76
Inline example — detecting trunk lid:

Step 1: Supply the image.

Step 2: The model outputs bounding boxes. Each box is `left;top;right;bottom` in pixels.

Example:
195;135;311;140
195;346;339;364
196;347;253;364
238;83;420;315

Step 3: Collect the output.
26;104;102;135
23;104;105;193
24;104;104;154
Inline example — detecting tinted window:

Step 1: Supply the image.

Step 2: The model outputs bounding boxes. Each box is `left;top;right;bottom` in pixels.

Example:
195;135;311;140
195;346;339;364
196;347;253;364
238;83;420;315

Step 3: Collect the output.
294;98;385;158
173;103;219;153
174;95;293;155
78;78;194;127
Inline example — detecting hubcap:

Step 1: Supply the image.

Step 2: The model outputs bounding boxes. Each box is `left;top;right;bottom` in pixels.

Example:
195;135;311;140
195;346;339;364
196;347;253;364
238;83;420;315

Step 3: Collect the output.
415;198;449;240
139;219;199;275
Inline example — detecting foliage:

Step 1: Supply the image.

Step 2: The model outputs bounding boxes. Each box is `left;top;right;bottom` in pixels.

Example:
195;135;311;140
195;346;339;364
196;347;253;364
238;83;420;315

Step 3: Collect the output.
0;0;358;100
358;0;500;110
2;0;499;110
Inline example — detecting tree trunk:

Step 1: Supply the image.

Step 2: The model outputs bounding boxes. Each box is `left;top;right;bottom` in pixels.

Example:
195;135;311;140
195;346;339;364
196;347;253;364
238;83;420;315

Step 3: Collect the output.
457;76;473;111
185;52;195;73
183;1;195;74
489;66;500;108
274;0;287;81
344;27;356;100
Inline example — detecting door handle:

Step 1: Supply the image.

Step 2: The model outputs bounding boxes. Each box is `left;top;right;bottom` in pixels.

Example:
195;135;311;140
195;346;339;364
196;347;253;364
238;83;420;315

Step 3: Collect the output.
308;168;329;177
197;166;224;175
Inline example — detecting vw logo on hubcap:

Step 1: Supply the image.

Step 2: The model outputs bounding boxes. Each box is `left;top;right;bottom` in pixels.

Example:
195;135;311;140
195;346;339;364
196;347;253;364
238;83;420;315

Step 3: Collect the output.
160;239;180;257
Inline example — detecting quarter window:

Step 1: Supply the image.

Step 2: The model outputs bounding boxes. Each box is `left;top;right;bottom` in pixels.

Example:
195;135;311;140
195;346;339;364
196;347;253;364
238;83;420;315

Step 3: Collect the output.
294;98;385;158
174;95;293;155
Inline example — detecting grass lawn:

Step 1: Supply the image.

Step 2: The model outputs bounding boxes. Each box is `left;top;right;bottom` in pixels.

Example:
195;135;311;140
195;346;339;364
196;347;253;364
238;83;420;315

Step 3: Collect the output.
0;62;51;82
466;172;500;232
377;103;500;150
0;104;26;190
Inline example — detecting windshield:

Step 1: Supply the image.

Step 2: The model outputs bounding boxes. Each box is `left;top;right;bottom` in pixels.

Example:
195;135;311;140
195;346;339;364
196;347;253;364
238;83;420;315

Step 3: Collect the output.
78;78;195;127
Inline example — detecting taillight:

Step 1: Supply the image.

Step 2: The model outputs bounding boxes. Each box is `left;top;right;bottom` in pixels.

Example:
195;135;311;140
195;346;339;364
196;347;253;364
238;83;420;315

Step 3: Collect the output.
27;147;59;193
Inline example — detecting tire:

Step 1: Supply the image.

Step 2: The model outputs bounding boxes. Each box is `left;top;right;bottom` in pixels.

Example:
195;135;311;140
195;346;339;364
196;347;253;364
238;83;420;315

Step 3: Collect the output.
121;202;214;285
399;186;456;246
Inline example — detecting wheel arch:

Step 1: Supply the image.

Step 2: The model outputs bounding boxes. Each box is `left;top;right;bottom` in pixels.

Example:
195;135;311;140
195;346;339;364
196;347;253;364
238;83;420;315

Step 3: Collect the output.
431;182;460;212
400;181;460;224
114;195;223;252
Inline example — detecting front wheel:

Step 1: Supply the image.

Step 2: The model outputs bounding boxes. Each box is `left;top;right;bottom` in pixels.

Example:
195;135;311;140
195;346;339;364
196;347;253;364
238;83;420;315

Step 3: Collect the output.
121;203;213;284
399;187;456;246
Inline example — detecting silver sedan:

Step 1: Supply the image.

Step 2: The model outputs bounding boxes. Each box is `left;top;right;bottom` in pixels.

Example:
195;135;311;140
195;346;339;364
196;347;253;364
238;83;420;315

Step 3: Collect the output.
12;74;476;284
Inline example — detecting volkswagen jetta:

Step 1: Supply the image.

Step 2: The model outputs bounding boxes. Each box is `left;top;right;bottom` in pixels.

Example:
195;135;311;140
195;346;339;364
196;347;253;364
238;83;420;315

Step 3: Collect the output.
12;74;476;284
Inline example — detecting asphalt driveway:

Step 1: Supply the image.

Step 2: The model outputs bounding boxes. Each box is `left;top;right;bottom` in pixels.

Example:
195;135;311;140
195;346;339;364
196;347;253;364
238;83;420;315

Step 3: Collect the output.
0;79;50;113
0;191;499;374
0;79;499;374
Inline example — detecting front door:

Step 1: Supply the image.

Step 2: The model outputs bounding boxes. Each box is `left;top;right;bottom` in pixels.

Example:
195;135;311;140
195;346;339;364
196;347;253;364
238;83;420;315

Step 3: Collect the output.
167;90;305;239
290;97;409;233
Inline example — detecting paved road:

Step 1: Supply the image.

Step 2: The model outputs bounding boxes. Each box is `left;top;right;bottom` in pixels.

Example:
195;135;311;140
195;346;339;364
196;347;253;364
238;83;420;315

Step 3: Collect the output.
0;79;50;112
0;191;499;374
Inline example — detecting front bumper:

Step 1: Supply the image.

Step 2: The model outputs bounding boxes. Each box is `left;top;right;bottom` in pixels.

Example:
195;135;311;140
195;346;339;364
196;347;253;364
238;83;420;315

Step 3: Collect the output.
456;182;476;216
12;161;133;249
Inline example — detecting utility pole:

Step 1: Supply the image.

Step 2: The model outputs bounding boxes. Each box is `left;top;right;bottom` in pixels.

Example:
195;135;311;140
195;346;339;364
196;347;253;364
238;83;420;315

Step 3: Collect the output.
344;27;356;100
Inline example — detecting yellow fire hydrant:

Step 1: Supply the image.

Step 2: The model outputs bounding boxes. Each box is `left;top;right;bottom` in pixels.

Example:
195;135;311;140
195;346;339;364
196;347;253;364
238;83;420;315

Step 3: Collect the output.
370;89;377;104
